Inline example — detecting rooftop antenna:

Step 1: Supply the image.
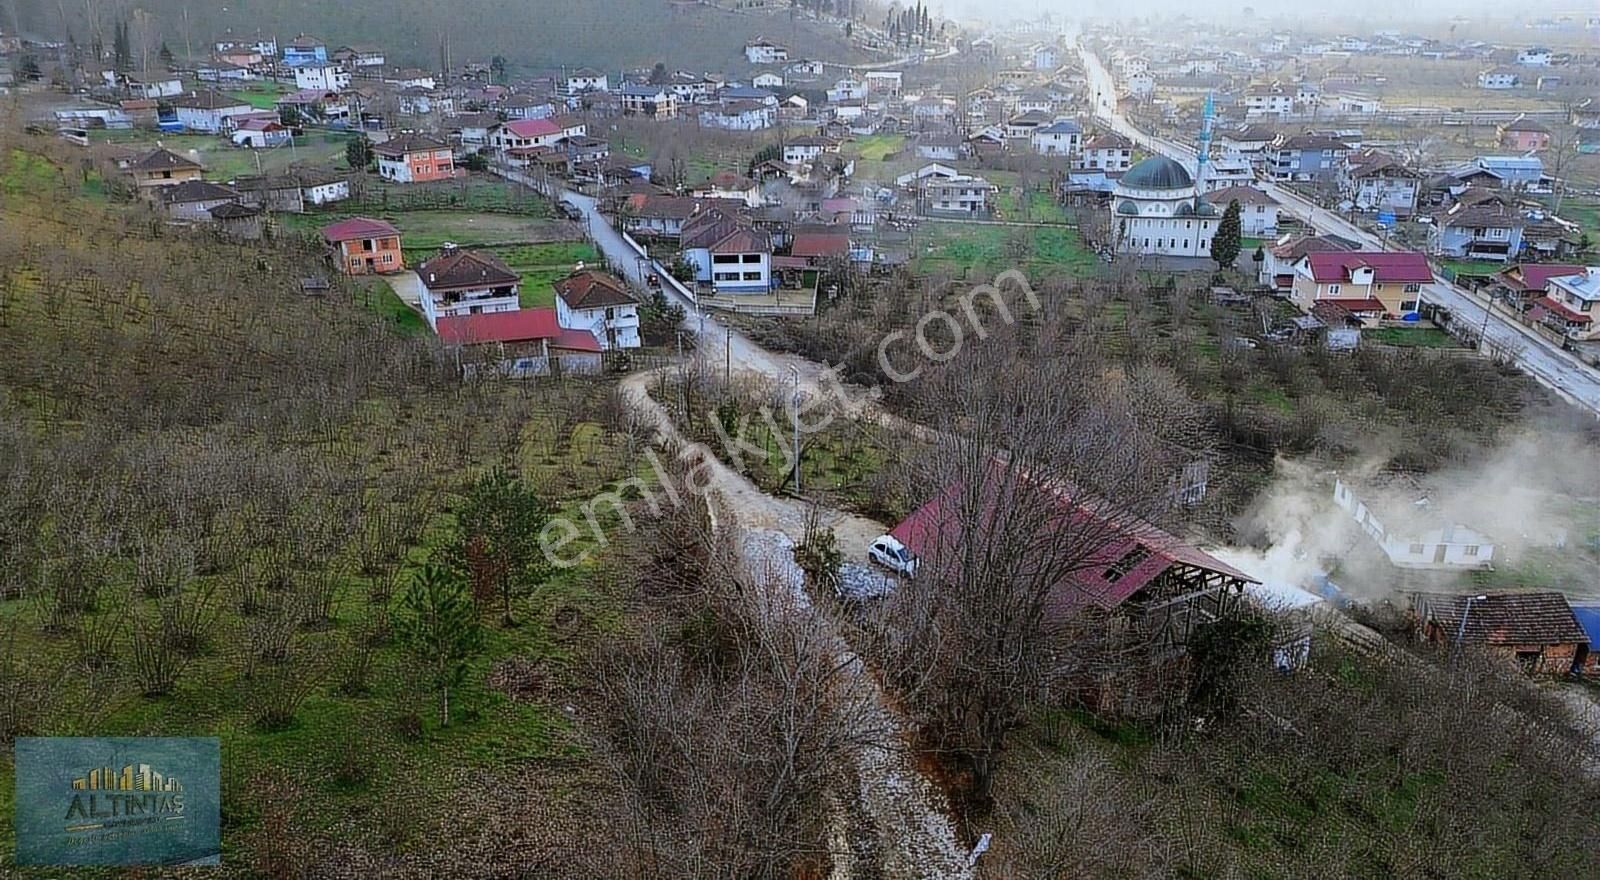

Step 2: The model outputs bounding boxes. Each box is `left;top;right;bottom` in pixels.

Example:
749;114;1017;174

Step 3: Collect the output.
1195;90;1214;212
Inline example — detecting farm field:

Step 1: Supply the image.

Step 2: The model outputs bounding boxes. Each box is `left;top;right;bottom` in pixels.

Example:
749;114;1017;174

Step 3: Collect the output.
913;222;1102;279
91;129;357;179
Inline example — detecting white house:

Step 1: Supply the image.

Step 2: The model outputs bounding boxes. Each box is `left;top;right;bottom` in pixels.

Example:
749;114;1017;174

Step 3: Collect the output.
699;101;774;131
1032;44;1058;70
553;268;641;350
1074;133;1134;172
1206;185;1280;236
299;173;350;206
744;39;789;64
679;208;772;294
782;135;838;166
1517;47;1553;66
1536;268;1600;341
1031;119;1083;156
171;91;256;133
1333;478;1495;570
752;72;784;89
293;63;349;92
415;245;521;329
863;70;902;97
826;79;867;103
566;68;608;94
922;175;996;217
1478;68;1520;90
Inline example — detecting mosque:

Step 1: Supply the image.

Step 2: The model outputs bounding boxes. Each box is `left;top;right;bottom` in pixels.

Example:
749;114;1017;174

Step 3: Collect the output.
1110;92;1222;259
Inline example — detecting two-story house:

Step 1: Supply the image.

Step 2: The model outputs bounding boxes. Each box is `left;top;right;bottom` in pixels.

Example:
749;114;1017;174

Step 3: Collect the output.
322;217;404;275
160;180;241;222
1267;134;1349;182
126;147;204;189
281;34;327;65
1428;202;1526;262
416;245;521;327
1495;262;1583;308
374;133;455;183
489;117;586;158
1004;109;1053;141
744;39;789;64
171;90;256;133
292;63;349;92
1073;133;1135;172
332;45;386;68
1516;47;1553;66
1339;149;1421;214
1031;119;1083;156
690;171;762;208
1257;233;1356;294
566;68;609;94
1291;250;1432;325
1205;185;1280;236
1242;83;1295;117
922;176;996;217
1534;267;1599;340
1498;117;1551;152
783;135;839;166
679;208;773;294
1478;67;1520;90
553;268;641;350
618;84;678;119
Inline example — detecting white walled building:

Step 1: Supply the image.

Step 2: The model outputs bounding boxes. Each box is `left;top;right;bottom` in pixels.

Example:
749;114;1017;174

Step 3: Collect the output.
1333;478;1495;570
1111;156;1219;258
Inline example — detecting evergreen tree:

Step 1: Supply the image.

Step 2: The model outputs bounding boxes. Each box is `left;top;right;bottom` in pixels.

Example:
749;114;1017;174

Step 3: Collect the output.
113;21;131;72
397;564;483;728
638;288;685;345
489;55;507;84
158;42;174;67
1211;199;1243;269
649;62;668;85
444;468;551;627
346;137;374;171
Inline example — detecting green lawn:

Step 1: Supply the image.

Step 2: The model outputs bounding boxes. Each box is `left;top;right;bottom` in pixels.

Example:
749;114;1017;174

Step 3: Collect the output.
915;223;1101;279
359;281;427;334
227;83;289;109
488;242;600;308
1363;327;1462;349
1437;259;1501;278
991;188;1070;224
89;130;355;180
850;133;905;162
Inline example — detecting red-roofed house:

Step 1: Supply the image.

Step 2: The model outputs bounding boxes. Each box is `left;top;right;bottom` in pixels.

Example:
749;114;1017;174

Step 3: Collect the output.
322;217;403;275
489;117;587;164
1495;262;1583;307
435;307;603;376
1291;250;1432;325
789;230;850;266
1530;266;1599;340
680;208;773;293
552;268;640;350
415;245;521;326
887;466;1256;646
373;133;455;183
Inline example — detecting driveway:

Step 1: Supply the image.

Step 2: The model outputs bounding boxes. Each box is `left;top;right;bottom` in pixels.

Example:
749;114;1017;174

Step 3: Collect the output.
382;270;426;309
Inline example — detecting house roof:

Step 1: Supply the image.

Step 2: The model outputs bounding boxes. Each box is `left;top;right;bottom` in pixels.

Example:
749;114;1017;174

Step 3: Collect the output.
553;269;636;309
708;227;770;255
1122;155;1193;189
1572;604;1600;648
790;231;850;259
129;147;202;173
1320;297;1387;312
1304;251;1432;284
887;467;1257;614
169;89;252;110
1435;203;1526;230
1533;296;1594;324
417;247;519;291
1411;591;1587;646
435;307;601;351
1036;120;1083;135
619;83;668;98
496;117;562;138
1497;263;1582;292
161;179;239;204
373;133;450;156
1346;149;1418;178
208;202;262;219
1205;185;1277;207
321;216;400;243
236;117;284;132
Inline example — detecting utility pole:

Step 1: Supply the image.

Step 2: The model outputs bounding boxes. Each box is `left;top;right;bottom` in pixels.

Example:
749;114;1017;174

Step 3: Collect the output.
1452;594;1487;665
725;326;731;383
788;364;801;494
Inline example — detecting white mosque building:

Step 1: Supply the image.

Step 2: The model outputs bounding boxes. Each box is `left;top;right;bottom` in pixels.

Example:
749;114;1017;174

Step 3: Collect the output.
1111;155;1220;258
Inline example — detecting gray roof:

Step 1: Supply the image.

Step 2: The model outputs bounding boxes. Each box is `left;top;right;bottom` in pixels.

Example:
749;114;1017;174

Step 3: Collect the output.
1121;155;1193;189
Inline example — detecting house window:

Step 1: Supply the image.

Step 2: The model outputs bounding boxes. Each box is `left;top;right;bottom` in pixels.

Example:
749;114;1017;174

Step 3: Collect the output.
1463;545;1480;557
1407;543;1425;555
741;254;761;264
742;271;762;281
1400;300;1418;312
1328;284;1341;294
713;271;740;281
712;254;739;264
1403;283;1421;293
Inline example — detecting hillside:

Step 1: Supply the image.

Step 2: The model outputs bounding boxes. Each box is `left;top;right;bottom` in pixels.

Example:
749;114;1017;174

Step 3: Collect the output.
13;0;876;72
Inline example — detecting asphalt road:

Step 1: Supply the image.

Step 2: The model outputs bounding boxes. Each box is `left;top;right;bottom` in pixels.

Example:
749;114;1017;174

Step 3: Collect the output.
1078;45;1600;416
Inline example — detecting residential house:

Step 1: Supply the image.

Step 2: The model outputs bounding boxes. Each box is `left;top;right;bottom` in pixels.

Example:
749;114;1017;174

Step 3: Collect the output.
102;71;183;99
231;118;291;149
788;229;850;266
863;70;902;97
1446;156;1547;192
196;61;255;83
619;84;678;118
1516;47;1553;66
1410;592;1586;677
1334;475;1497;570
449;112;501;149
501;94;557;120
752;72;784;90
718;85;778;106
1339;149;1421;214
914;132;962;162
783;135;839;166
293;63;349;92
562;135;610;167
416;245;521;327
1032;44;1058;71
171;90;256;133
374;133;456;183
1200;155;1256;192
744;39;789;64
282;34;328;65
1266;133;1349;182
209;202;265;240
1005;109;1054;141
1331;92;1382;115
1291;251;1432;325
1495;262;1583;308
787;58;825;78
1242;83;1295;117
322;217;404;275
1574;604;1600;679
552;268;640;350
231;174;305;212
566;68;608;94
826;79;866;103
1477;67;1520;90
1533;267;1600;340
398;87;450;116
1016;91;1054;115
1218;124;1278;158
299;171;351;206
1257;233;1356;293
620;194;732;238
700;101;775;131
489;117;585;158
160;180;241;222
125;147;203;189
1429;202;1526;262
332;45;386;68
1031;119;1083;156
922;175;996;217
1074;133;1134;172
384;69;437;90
435;308;602;376
1572;97;1600;130
1205;185;1280;236
1498;116;1551;152
679;207;773;293
690;171;762;207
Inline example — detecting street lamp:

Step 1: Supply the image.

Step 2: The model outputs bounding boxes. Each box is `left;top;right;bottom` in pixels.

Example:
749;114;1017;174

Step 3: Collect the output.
1451;594;1488;664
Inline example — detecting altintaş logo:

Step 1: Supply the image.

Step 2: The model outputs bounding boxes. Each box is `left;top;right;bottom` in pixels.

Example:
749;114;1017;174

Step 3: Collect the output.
14;737;221;866
64;761;187;830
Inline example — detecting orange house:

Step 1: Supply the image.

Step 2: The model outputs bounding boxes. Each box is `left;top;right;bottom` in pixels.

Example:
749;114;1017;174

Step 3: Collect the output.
373;133;455;184
321;217;404;275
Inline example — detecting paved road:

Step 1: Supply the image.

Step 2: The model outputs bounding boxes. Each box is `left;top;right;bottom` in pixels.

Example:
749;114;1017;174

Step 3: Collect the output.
1078;45;1600;416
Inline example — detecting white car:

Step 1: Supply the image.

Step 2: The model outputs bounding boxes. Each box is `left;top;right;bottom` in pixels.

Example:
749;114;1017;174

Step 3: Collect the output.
867;535;917;578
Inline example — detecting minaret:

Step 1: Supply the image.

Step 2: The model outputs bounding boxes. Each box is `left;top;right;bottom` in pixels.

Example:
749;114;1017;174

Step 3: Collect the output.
1194;90;1214;211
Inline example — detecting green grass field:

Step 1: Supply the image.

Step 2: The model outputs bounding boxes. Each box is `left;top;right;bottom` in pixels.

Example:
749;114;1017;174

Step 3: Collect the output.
1363;327;1462;349
914;222;1101;279
227;83;289;109
486;242;601;308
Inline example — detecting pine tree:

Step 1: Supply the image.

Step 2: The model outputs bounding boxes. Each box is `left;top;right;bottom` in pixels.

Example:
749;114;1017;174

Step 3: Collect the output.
1211;199;1242;269
113;21;131;72
346;137;373;171
443;468;551;627
158;42;174;67
397;564;484;728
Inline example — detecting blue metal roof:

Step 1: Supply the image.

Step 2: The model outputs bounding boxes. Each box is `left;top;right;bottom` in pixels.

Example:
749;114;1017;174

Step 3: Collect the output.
1572;604;1600;645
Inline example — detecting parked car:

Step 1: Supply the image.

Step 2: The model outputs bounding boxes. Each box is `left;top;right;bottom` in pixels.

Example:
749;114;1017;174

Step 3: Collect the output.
557;199;583;221
867;535;917;577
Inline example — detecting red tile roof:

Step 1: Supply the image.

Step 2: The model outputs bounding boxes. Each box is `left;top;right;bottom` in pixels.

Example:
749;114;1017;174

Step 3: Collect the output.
497;118;561;138
320;216;401;243
417;247;519;291
790;232;850;259
887;467;1256;616
1304;251;1432;284
1320;297;1386;312
1533;296;1593;324
553;269;636;309
435;307;602;351
1500;263;1583;293
1413;591;1587;646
